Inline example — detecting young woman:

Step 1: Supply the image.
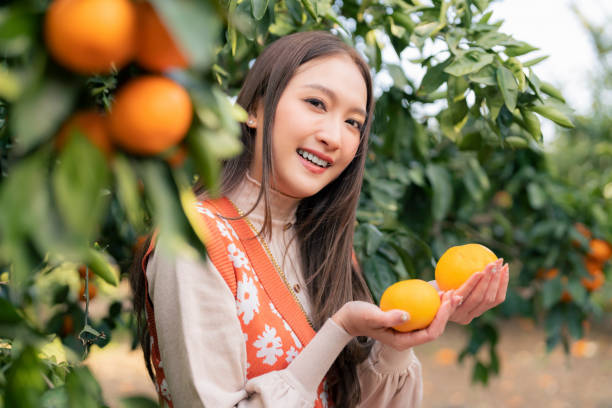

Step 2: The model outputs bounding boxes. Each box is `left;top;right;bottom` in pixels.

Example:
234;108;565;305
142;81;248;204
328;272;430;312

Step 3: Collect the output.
131;31;509;408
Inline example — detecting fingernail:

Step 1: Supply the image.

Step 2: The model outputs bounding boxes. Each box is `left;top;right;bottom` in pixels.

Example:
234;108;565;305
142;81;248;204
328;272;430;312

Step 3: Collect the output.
401;312;410;322
454;295;463;305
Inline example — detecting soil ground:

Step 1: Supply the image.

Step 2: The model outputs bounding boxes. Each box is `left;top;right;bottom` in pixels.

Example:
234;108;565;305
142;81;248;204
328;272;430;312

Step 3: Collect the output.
86;317;612;408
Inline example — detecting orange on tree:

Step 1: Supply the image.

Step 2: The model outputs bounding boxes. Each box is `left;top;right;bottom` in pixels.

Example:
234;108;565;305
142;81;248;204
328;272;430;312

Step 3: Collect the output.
44;0;136;75
61;315;74;337
581;271;604;291
79;283;97;301
379;279;440;332
588;239;612;263
108;76;193;155
55;110;113;158
536;267;559;280
435;243;498;291
135;2;189;72
78;265;94;280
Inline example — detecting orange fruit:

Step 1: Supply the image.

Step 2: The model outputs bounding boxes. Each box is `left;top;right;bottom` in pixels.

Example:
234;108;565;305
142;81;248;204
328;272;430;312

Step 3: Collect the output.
560;290;572;303
44;0;136;74
79;283;97;301
575;223;592;239
108;76;193;155
164;145;188;168
78;265;94;280
588;239;612;263
379;279;440;332
55;110;113;158
536;268;559;280
435;244;498;291
584;257;602;274
61;315;74;336
581;270;605;292
135;2;189;72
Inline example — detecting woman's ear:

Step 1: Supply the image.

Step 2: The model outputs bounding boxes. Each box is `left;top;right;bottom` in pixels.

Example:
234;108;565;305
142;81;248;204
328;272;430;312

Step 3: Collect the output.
246;114;257;128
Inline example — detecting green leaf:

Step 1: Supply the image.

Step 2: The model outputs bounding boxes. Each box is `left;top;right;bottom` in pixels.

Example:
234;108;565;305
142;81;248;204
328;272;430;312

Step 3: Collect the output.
519;106;541;140
522;55;549;67
119;396;160;408
52;131;110;241
496;65;518;111
149;0;221;70
541;278;563;308
425;164;452;221
468;64;497;86
473;0;489;12
444;52;494;76
505;57;526;91
417;58;451;95
0;297;22;324
526;182;546;209
65;366;104;408
505;136;528;149
113;155;146;233
530;105;574;128
5;347;46;408
504;42;538;57
187;129;221;196
86;248;119;286
11;78;76;154
472;361;489;384
539;82;566;103
251;0;269;20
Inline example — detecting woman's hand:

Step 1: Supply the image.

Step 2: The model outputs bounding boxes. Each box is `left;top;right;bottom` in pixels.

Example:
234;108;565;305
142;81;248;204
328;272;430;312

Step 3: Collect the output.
446;258;509;325
332;291;462;351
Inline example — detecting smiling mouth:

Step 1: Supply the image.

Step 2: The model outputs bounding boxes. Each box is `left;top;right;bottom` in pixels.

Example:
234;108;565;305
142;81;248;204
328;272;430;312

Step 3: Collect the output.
296;149;331;168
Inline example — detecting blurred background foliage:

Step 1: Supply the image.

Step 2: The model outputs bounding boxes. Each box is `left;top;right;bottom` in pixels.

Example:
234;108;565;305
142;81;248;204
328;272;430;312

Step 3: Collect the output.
0;0;610;406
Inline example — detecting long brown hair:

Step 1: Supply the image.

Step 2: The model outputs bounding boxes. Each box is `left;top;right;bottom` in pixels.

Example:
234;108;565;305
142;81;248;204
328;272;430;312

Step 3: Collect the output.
131;31;376;408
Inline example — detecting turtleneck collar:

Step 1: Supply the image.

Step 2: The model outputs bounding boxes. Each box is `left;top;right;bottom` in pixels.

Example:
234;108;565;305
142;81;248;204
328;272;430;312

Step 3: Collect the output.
226;172;301;227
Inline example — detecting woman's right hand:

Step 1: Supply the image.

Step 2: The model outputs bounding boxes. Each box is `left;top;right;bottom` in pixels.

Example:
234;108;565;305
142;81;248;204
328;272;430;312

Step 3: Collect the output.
332;291;462;351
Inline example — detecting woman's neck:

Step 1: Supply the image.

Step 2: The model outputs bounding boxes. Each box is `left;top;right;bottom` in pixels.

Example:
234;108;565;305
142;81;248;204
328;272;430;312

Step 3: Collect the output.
226;172;301;228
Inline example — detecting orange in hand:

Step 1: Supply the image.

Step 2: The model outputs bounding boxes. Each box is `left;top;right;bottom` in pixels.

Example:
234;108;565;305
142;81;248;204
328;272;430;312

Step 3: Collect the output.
380;279;440;332
435;243;498;291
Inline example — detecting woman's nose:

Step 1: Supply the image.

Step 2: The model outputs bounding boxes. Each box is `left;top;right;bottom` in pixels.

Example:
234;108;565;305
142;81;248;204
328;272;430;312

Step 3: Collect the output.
316;117;342;149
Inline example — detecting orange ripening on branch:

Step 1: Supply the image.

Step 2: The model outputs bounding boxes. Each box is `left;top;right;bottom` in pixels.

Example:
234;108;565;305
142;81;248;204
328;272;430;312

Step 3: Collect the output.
55;110;113;158
435;244;498;291
588;239;612;263
135;2;189;72
44;0;136;74
379;279;440;332
108;76;193;155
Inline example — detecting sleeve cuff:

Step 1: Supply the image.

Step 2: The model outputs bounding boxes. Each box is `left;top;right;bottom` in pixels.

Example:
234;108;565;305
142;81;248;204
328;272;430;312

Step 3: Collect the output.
286;318;353;394
370;342;418;375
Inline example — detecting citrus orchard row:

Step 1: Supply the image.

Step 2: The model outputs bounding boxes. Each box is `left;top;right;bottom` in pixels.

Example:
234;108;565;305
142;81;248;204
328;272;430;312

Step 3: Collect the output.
537;223;611;301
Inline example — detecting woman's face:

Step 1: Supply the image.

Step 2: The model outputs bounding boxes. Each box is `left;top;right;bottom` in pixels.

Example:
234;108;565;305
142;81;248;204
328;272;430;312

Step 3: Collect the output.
248;54;368;198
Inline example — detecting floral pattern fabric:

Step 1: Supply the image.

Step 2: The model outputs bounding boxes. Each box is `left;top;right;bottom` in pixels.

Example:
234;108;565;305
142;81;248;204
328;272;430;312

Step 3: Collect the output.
143;198;332;407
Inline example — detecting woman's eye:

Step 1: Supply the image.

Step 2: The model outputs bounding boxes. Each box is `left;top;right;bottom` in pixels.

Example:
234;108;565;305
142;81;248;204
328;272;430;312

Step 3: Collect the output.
346;119;363;131
306;98;325;110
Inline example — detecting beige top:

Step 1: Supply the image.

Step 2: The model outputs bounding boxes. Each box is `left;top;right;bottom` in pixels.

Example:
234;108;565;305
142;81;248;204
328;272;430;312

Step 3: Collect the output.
146;173;423;407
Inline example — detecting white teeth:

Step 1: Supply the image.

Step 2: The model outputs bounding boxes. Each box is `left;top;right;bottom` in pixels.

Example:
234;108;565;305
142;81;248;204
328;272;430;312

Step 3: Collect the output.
297;149;329;168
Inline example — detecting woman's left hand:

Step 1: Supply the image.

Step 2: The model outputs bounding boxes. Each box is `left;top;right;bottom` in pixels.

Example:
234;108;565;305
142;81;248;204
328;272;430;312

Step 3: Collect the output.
445;258;509;325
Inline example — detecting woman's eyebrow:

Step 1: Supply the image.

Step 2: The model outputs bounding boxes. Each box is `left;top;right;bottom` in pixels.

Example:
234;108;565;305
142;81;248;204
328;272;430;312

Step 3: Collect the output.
302;83;366;118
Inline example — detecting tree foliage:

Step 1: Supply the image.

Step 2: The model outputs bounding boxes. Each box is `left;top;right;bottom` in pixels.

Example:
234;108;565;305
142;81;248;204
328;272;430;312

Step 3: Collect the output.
0;0;609;404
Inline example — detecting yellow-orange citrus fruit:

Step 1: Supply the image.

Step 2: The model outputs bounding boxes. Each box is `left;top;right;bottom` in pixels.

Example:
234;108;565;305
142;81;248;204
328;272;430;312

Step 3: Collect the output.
379;279;440;332
55;110;113;157
135;2;189;72
435;244;498;291
108;76;193;155
44;0;136;74
61;315;74;336
560;291;572;303
584;257;602;274
588;239;612;263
